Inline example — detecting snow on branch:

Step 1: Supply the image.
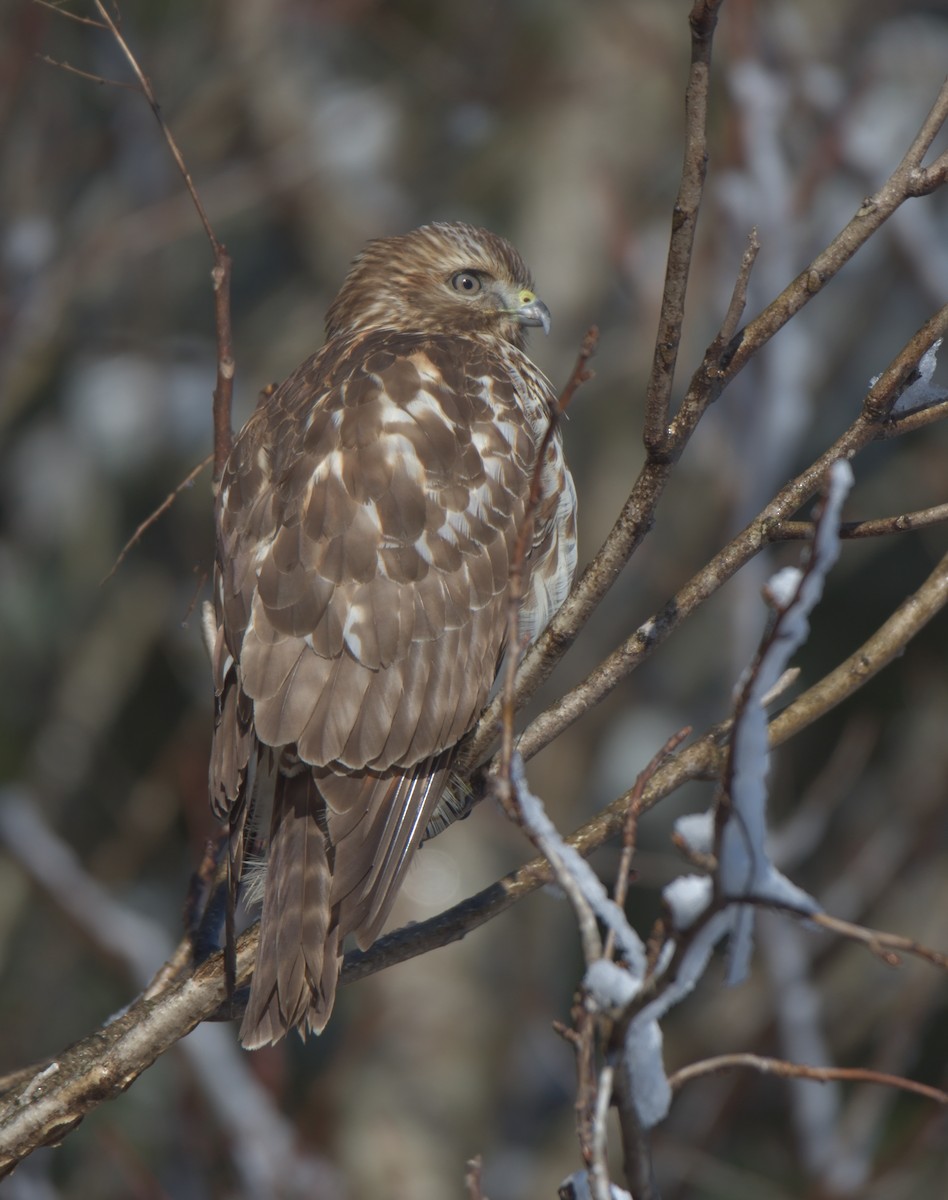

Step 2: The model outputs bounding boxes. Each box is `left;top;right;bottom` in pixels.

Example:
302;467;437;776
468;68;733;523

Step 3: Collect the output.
718;457;853;982
885;338;948;415
511;753;647;980
510;461;855;1145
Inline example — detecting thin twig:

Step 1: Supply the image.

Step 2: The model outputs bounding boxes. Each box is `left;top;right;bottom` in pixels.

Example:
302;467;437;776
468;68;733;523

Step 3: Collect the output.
668;1053;948;1106
91;2;216;249
496;327;598;789
881;391;948;436
568;1001;599;1169
31;0;108;27
36;53;135;88
810;912;948;971
102;453;212;584
559;325;600;414
775;501;948;542
716;227;761;347
604;727;691;963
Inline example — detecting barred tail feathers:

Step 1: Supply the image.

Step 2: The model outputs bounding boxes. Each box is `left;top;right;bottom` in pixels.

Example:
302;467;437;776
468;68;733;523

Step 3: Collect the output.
239;769;337;1048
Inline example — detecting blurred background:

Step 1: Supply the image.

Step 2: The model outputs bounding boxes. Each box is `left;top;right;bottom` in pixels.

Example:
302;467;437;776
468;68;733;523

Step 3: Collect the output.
1;1;947;1197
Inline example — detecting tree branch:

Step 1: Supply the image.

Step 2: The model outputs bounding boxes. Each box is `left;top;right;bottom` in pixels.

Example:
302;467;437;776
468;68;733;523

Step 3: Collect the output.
668;1054;948;1107
642;0;725;456
463;92;948;775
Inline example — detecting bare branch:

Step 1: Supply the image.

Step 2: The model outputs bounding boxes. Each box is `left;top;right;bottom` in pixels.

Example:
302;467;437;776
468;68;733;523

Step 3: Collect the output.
668;1054;948;1107
32;0;108;28
809;912;948;971
605;726;691;958
642;0;725;455
489;327;598;782
769;548;948;748
36;52;135;88
465;222;948;779
90;2;217;252
721;77;948;385
559;325;600;414
589;1063;615;1200
0;928;254;1177
716;227;761;347
507;303;948;766
775;501;948;542
102;452;212;584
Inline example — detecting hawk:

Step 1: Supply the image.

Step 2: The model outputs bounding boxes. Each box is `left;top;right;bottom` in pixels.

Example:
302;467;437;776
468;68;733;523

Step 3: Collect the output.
209;222;577;1048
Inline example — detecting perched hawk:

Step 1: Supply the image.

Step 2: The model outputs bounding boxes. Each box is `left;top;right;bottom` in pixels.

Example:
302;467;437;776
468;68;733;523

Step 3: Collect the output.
210;222;577;1048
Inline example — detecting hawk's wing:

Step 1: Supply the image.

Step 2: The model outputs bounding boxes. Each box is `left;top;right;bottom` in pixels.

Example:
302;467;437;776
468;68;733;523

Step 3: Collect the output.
210;330;564;1044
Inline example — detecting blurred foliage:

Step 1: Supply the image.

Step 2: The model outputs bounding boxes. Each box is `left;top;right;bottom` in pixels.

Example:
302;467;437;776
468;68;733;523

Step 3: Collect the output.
1;1;947;1197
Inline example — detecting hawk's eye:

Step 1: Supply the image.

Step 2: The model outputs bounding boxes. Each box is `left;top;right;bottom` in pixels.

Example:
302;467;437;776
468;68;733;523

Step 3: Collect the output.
451;271;481;295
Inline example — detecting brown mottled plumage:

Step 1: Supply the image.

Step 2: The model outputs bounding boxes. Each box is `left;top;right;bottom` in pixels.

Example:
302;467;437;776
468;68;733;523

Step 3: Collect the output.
210;222;577;1048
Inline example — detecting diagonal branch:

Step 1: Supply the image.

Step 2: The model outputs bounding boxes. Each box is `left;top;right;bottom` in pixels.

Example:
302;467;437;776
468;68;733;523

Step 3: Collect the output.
502;302;948;766
464;84;948;773
102;452;212;584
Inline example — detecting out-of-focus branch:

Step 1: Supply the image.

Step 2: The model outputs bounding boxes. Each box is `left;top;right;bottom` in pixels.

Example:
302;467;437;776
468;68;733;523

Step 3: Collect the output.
102;453;212;584
668;1054;948;1106
810;912;948;971
464;1156;489;1200
32;0;106;30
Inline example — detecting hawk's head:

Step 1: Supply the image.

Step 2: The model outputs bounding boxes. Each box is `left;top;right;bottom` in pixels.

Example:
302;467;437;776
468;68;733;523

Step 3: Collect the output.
325;221;551;349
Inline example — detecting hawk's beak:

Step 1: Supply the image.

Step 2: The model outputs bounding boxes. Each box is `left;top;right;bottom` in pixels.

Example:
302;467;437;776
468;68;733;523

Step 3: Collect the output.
515;289;552;336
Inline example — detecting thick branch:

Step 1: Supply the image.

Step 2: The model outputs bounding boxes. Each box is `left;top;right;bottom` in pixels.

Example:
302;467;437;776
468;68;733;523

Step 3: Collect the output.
5;532;946;1174
0;933;255;1175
